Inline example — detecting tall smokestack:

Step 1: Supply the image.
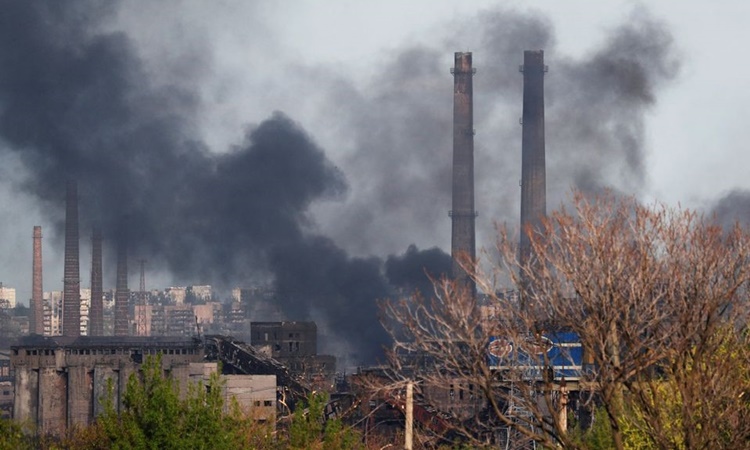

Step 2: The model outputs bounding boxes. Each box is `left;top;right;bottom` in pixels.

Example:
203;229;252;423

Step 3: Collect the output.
62;181;81;337
31;226;43;335
519;50;547;270
114;236;129;336
450;52;477;295
89;228;104;336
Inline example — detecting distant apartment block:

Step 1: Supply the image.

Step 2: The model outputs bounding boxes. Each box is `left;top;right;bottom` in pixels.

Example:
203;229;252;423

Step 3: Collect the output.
0;285;16;309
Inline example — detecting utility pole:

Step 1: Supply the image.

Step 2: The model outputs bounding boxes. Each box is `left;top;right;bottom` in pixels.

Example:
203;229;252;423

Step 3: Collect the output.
405;381;413;450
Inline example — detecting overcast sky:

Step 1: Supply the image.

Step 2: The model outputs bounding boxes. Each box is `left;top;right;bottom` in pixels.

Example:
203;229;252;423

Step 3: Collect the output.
2;0;749;308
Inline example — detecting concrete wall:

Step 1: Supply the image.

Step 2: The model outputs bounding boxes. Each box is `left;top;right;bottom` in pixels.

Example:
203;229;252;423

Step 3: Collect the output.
39;367;66;435
67;365;91;428
12;368;37;427
11;337;205;435
223;374;276;422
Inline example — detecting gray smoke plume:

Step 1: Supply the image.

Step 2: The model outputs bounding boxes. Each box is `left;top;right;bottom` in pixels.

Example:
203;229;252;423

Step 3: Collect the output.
310;8;679;254
709;190;750;230
0;2;679;363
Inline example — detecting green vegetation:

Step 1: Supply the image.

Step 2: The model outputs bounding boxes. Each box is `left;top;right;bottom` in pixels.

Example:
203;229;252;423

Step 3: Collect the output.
64;354;266;449
288;392;362;450
0;416;32;450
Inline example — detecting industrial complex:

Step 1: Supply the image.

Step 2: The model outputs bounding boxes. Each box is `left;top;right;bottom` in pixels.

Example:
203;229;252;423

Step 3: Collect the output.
0;48;583;446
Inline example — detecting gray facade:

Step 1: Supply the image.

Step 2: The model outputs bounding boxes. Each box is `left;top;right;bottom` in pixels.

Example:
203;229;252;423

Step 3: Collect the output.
11;335;205;434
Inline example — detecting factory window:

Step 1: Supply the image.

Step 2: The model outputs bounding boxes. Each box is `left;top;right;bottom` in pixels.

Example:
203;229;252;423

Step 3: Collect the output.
459;388;464;400
295;342;299;352
449;384;455;401
289;342;293;352
2;390;9;396
264;333;268;341
469;384;475;400
264;400;272;407
254;401;261;407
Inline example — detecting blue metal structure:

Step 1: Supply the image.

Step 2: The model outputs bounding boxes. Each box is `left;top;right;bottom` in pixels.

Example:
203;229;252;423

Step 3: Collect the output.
487;332;583;380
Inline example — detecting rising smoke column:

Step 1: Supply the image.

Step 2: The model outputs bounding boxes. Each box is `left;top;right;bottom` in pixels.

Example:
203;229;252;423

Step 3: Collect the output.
0;1;394;362
0;1;347;283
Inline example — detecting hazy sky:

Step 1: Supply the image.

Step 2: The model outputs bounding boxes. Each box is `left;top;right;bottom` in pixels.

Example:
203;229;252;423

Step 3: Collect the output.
2;0;748;308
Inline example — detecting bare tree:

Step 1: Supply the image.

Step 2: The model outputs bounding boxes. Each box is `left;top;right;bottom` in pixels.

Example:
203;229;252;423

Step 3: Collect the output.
380;192;750;449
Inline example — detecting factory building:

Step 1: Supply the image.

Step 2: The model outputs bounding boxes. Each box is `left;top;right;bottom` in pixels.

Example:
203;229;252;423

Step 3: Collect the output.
11;335;276;435
250;321;336;389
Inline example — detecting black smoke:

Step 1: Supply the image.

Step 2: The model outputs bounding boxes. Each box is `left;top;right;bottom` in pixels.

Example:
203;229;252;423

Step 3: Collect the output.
0;1;456;363
0;2;681;363
386;244;452;298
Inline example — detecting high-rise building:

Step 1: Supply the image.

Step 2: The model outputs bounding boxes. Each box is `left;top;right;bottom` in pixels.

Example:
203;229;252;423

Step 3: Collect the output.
0;285;16;309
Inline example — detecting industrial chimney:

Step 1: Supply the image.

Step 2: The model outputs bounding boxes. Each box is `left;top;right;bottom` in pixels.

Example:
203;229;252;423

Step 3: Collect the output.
519;50;547;270
450;52;477;295
31;226;43;335
89;228;104;336
114;236;129;336
62;181;81;337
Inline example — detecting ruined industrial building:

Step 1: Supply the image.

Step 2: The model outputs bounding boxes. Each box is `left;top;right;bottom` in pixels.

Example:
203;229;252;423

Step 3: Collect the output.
11;335;282;435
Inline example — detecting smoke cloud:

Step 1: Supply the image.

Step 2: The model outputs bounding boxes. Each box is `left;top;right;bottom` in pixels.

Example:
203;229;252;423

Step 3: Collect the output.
709;190;750;230
0;2;679;363
303;7;679;260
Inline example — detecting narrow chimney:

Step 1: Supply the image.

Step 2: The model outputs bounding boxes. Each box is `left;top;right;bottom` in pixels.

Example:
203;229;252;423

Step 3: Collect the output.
450;52;477;295
31;226;44;335
89;228;104;336
519;50;547;270
114;236;129;336
62;181;81;337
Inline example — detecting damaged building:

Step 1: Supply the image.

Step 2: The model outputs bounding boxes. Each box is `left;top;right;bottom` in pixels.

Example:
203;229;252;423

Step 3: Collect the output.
250;321;336;390
11;335;277;435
